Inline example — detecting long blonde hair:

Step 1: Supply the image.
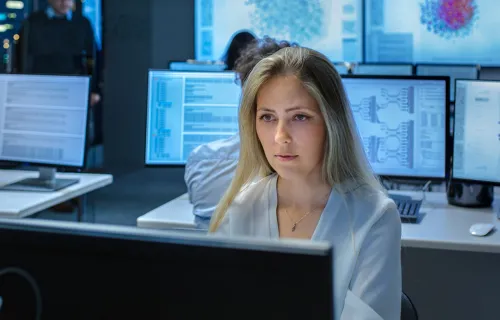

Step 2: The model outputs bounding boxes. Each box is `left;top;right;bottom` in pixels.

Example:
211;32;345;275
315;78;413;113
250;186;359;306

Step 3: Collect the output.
209;47;383;232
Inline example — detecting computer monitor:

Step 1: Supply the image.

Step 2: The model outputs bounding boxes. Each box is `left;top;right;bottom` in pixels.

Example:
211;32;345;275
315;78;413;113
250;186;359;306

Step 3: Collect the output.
479;67;500;81
364;0;500;66
0;74;90;191
452;80;500;185
353;64;413;76
169;61;227;72
341;75;449;179
416;65;477;101
334;63;350;75
0;218;334;319
145;70;240;165
195;0;363;62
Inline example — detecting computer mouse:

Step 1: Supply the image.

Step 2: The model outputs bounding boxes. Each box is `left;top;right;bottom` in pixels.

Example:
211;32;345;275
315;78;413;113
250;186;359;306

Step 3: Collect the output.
469;223;495;237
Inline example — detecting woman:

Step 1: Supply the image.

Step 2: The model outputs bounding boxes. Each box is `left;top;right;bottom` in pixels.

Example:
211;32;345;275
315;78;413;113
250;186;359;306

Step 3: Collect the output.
209;47;402;320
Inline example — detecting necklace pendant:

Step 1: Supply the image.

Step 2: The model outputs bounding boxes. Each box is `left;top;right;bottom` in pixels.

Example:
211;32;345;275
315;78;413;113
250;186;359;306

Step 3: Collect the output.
292;223;297;232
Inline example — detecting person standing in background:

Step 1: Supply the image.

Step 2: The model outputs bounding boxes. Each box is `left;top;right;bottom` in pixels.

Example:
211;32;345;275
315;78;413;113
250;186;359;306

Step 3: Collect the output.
14;0;101;107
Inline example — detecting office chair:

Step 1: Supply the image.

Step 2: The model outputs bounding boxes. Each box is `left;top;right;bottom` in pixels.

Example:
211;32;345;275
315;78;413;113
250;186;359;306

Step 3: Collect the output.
401;292;418;320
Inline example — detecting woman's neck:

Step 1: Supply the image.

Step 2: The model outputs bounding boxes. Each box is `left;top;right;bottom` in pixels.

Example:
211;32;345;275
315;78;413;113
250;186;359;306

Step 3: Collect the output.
277;175;331;212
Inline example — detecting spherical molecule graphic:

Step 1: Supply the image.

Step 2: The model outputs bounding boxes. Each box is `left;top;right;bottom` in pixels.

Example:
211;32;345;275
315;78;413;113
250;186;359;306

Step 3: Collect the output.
245;0;324;44
420;0;479;39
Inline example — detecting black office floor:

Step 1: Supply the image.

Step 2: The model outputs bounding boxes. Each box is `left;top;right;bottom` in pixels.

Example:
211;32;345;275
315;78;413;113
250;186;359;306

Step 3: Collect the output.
30;168;187;226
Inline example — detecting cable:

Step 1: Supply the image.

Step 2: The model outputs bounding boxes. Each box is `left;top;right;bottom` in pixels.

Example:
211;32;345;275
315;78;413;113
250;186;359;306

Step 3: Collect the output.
0;267;42;320
419;180;432;202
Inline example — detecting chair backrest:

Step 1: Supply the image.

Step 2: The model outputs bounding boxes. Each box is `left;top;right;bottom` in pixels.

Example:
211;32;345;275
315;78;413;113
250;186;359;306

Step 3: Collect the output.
401;292;418;320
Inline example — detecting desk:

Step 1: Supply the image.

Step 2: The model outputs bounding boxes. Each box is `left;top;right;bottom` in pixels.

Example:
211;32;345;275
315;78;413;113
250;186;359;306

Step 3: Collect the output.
138;190;500;251
137;193;197;229
0;169;113;221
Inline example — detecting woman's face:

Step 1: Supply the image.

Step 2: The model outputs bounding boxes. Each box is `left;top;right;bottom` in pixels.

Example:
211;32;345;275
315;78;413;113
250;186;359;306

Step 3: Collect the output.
256;75;326;181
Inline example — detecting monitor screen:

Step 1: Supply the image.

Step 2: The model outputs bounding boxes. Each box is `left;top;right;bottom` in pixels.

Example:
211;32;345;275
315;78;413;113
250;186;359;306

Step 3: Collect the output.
195;0;363;62
453;80;500;184
169;61;227;72
145;70;240;165
364;0;500;65
0;74;90;168
479;67;500;81
353;64;413;76
342;76;448;178
416;65;477;101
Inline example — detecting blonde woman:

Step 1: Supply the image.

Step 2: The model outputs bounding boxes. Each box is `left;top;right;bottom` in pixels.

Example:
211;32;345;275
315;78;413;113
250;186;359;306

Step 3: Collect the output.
210;47;402;320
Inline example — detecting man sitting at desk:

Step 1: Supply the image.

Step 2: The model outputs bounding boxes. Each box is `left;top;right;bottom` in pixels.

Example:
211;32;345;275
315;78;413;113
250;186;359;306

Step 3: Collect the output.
184;37;297;229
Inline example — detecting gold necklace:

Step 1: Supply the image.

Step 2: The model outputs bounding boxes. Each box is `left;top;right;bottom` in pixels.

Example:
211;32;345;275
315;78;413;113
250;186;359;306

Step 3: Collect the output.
284;208;317;232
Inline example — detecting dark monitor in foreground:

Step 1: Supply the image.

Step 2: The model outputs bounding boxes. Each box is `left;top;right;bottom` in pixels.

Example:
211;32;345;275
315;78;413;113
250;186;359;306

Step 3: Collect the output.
0;74;90;191
0;219;334;320
342;75;449;179
453;80;500;185
145;70;240;165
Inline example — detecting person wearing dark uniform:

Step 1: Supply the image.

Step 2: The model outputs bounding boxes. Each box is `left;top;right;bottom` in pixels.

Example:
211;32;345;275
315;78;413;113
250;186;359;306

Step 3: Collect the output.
15;0;100;106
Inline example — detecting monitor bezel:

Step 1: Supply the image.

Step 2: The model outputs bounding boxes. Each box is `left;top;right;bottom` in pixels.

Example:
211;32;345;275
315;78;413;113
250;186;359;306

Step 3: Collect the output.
341;74;451;181
0;73;92;171
144;69;239;167
167;60;227;72
450;78;500;187
352;63;415;76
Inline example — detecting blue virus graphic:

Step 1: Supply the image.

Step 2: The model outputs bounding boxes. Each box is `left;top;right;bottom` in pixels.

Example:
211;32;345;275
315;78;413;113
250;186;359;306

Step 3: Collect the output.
420;0;479;39
245;0;324;44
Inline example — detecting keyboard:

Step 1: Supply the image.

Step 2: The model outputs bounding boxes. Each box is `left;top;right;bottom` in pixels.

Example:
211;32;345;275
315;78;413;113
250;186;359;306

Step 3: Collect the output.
388;194;422;223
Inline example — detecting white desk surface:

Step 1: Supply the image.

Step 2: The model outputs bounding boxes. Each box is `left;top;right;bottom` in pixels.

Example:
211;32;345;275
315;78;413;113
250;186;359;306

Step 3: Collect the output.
137;193;196;229
138;190;500;253
0;169;113;218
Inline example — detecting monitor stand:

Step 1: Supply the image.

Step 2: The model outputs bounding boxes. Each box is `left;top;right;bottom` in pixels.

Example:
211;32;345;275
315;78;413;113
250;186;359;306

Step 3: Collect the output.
0;167;80;192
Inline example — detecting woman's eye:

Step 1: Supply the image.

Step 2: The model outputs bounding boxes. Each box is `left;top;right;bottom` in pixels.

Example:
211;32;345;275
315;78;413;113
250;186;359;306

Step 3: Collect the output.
260;114;274;122
294;114;309;121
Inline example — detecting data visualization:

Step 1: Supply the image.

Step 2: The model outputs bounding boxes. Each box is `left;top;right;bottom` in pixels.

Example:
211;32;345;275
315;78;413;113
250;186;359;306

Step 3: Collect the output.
453;80;500;184
195;0;363;62
169;61;227;72
0;74;90;167
145;71;240;165
365;0;500;65
342;77;448;178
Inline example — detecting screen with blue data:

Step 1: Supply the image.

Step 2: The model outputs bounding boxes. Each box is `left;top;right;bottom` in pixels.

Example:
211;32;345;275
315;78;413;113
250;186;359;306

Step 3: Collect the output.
145;71;241;165
353;64;413;76
365;0;500;65
416;65;477;101
0;74;90;167
82;0;102;50
453;80;500;184
342;77;448;178
195;0;363;62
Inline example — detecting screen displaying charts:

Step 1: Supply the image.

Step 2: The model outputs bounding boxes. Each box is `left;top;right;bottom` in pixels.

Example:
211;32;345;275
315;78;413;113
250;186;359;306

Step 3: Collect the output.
364;0;500;65
195;0;363;62
342;76;448;178
145;70;241;165
453;80;500;184
416;64;477;101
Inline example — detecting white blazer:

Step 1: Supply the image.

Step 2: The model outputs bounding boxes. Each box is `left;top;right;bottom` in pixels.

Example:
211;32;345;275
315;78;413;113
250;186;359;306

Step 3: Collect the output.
214;174;402;320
